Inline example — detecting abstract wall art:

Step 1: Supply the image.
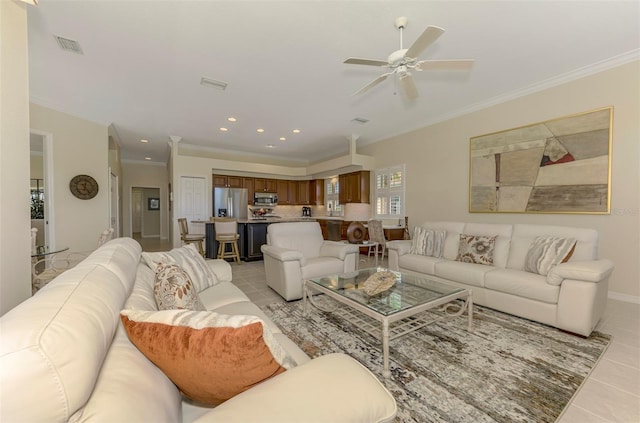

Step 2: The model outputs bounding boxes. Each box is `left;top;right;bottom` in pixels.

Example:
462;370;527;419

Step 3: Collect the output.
469;107;612;214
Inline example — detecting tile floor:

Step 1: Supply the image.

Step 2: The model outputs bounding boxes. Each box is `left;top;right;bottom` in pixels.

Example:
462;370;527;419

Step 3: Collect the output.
136;237;640;422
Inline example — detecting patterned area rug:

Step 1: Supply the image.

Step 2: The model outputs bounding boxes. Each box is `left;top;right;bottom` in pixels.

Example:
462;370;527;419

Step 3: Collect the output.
262;299;611;423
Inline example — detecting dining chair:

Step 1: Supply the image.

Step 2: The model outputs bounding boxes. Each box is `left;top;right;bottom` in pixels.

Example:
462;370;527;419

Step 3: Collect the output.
214;218;241;264
367;219;387;260
178;218;205;256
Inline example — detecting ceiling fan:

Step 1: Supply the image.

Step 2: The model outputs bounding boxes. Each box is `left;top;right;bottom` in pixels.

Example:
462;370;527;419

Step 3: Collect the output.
344;17;474;99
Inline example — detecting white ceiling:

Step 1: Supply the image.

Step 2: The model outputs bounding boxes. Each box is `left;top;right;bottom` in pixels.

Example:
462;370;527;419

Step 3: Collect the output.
27;1;639;166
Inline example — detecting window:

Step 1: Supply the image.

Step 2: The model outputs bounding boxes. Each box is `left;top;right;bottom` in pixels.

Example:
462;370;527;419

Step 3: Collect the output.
325;177;342;215
374;165;405;218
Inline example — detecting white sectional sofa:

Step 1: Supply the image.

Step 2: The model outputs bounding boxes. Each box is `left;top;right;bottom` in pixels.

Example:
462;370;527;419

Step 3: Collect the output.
0;238;396;422
387;222;614;336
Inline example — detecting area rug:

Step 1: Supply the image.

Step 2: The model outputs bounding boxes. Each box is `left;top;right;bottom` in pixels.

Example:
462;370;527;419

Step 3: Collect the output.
262;300;611;423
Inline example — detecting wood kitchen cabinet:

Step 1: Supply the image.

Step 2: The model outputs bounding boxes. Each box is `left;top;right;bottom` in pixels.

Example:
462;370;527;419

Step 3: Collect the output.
288;181;299;205
212;174;242;188
297;180;310;205
309;179;324;205
255;178;277;192
276;180;290;204
242;177;254;205
339;171;370;203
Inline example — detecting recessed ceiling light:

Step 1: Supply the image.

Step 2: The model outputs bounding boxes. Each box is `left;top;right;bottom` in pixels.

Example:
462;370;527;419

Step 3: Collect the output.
279;137;286;141
220;127;228;132
140;139;149;143
144;157;151;160
266;144;275;148
227;117;237;122
257;128;265;133
292;129;301;134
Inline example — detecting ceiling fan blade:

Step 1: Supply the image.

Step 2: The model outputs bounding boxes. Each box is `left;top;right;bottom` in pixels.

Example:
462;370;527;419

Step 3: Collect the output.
353;72;393;96
405;26;445;59
416;59;475;71
344;57;389;67
400;74;418;100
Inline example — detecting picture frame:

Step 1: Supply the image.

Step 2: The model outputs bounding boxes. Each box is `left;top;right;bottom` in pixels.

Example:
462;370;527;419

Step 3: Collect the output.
469;107;612;214
148;197;160;211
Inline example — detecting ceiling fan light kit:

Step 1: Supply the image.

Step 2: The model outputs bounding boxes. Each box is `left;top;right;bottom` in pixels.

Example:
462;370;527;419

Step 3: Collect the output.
344;16;474;99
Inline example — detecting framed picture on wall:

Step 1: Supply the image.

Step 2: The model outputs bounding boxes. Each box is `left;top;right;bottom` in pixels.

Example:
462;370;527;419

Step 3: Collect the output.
148;197;160;211
469;107;612;214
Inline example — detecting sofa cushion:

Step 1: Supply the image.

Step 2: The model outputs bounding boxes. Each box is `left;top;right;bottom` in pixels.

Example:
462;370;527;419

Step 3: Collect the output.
212;301;284;335
399;253;444;275
142;244;219;292
267;222;324;259
461;223;513;268
435;260;496;288
455;234;497;265
410;227;446;257
0;238;141;422
524;236;576;276
485;269;560;304
507;224;599;270
198;281;251;310
120;309;297;406
418;222;466;261
154;262;206;311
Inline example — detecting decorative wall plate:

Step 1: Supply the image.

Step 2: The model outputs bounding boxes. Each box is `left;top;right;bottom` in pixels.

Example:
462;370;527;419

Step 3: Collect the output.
69;174;99;200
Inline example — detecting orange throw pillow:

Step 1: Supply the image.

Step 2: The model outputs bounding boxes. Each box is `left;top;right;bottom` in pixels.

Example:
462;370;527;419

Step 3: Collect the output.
120;309;296;405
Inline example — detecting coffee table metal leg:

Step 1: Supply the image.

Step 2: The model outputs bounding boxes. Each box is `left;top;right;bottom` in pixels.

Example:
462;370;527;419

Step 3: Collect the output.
382;319;390;378
467;291;473;331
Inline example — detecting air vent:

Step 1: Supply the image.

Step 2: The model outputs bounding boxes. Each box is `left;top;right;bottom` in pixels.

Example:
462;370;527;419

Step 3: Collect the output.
200;77;228;91
351;117;370;125
54;35;83;54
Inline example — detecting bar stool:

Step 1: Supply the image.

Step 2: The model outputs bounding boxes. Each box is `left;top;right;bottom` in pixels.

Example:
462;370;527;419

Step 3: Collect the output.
178;218;205;256
215;218;241;264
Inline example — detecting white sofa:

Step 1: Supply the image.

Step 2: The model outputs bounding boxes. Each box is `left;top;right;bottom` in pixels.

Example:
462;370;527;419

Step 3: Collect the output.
387;222;614;336
0;238;397;422
261;222;360;301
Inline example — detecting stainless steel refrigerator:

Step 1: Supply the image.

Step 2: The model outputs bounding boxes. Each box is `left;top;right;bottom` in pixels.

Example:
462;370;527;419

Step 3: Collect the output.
213;188;248;219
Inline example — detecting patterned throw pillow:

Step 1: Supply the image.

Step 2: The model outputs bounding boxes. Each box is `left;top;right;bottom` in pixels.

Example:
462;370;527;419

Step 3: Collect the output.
524;236;577;276
455;234;497;265
120;309;297;405
410;227;446;258
154;262;205;311
142;244;219;292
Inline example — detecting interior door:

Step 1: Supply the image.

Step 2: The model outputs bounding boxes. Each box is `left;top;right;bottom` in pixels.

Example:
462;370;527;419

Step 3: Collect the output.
180;176;207;235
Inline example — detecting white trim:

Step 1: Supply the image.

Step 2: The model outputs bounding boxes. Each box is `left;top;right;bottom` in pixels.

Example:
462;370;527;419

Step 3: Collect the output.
30;129;55;250
608;290;640;305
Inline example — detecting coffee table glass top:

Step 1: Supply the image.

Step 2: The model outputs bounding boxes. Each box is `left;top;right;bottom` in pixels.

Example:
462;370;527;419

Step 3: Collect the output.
307;267;465;316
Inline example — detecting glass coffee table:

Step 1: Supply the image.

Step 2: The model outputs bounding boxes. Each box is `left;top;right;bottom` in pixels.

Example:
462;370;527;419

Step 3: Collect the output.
303;267;473;378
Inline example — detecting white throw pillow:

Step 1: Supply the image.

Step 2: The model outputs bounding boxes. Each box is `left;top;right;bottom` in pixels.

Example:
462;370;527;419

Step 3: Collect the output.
410;227;446;258
142;244;219;292
524;236;576;276
154;262;206;311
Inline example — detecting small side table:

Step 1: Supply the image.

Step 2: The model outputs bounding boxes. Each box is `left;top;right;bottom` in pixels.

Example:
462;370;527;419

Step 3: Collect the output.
342;240;380;268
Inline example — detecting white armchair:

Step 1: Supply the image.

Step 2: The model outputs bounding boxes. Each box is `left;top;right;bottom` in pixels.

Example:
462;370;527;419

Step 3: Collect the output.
261;222;360;301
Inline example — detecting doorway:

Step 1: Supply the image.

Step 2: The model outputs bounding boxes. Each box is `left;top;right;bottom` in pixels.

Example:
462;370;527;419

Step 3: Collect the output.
29;131;54;250
131;186;169;252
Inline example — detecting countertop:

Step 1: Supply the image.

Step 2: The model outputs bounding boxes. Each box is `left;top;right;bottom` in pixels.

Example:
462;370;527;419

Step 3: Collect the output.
196;217;404;229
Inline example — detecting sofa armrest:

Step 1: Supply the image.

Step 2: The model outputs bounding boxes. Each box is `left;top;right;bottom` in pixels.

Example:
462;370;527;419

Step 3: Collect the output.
386;240;412;256
205;259;232;284
194;353;396;423
260;245;306;266
320;241;359;260
547;259;614;286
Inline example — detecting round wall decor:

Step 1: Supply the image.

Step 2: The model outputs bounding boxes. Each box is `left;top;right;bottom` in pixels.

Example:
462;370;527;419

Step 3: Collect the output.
69;174;99;200
346;222;366;243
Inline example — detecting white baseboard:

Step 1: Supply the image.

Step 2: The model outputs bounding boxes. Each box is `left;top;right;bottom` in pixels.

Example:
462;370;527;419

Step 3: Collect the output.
608;290;640;304
141;234;160;239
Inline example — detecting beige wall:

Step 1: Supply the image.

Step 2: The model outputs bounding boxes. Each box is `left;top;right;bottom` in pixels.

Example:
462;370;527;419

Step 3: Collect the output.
360;61;640;299
142;188;161;236
30;103;110;252
0;1;32;314
122;162;169;239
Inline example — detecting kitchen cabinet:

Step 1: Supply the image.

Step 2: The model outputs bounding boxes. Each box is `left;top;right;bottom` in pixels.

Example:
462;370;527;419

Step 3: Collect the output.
255;178;277;192
309;179;324;205
276;180;290;204
246;223;268;261
288;181;299;205
212;174;242;188
297;180;310;205
242;177;254;205
385;228;405;241
339;171;370;203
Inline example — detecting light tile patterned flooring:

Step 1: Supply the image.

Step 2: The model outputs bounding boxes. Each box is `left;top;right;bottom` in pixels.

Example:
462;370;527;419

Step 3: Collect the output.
136;236;640;422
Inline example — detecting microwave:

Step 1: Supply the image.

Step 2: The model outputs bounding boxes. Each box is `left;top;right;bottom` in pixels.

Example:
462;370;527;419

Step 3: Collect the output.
254;192;278;206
